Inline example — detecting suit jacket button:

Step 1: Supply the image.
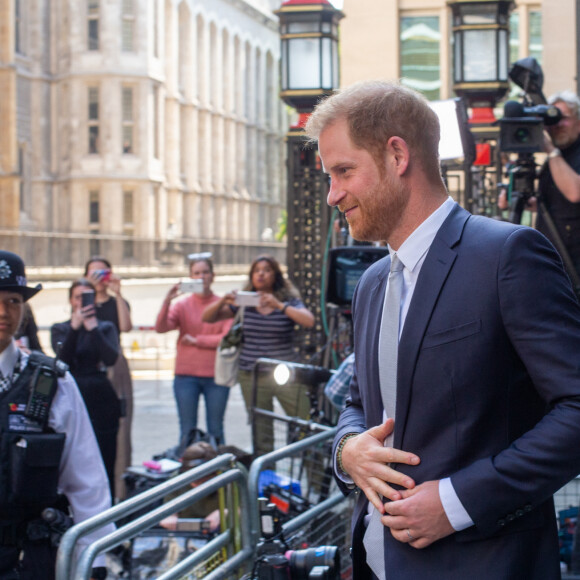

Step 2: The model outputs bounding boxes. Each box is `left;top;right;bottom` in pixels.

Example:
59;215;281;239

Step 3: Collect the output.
506;514;515;522
497;519;506;527
524;504;532;512
516;510;524;518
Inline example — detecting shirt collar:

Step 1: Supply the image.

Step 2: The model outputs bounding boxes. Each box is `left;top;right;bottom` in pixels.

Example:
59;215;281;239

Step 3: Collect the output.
0;340;20;378
389;196;456;272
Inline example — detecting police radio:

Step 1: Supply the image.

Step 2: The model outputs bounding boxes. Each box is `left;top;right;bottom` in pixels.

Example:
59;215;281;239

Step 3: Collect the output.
24;365;58;426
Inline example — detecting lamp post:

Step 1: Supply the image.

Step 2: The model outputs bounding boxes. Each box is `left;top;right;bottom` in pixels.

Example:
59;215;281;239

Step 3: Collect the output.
275;0;344;359
448;0;514;122
448;0;514;216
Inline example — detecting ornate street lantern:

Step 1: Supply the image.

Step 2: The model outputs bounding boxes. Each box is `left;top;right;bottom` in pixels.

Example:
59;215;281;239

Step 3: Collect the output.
276;0;344;115
275;0;344;360
448;0;514;112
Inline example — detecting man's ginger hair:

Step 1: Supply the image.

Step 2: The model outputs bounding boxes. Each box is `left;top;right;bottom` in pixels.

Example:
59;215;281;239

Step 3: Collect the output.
305;80;442;183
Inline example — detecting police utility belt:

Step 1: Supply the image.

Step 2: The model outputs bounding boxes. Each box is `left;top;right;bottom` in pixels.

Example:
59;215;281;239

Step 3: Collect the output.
0;352;68;537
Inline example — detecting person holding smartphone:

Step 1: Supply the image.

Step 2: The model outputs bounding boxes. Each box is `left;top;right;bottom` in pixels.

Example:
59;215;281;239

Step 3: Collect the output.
202;254;315;455
155;253;233;448
84;256;133;501
51;278;120;500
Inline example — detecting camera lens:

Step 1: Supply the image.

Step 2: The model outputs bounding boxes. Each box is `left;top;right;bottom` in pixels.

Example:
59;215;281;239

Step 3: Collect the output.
288;546;339;580
514;127;531;144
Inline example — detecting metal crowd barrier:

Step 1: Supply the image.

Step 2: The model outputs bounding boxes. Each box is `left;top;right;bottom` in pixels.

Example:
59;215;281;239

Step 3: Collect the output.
56;453;252;580
56;427;353;580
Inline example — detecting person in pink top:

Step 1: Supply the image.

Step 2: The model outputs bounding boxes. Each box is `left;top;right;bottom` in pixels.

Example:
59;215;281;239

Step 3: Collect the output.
155;253;232;446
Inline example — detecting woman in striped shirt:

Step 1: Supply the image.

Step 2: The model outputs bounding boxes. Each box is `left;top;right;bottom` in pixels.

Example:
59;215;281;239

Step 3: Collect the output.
202;255;314;455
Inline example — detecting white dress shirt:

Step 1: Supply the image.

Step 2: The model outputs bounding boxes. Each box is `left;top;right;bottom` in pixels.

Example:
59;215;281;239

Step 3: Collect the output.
0;340;116;566
385;197;473;531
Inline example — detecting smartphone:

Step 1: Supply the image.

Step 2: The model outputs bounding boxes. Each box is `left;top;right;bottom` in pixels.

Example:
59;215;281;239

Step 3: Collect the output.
179;279;204;293
81;290;95;308
95;269;112;282
235;291;260;307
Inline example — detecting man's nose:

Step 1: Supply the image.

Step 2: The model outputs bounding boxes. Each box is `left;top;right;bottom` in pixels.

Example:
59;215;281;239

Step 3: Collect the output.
327;179;344;207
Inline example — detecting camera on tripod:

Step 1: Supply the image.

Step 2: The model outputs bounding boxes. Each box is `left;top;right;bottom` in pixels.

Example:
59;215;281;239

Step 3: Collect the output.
247;498;340;580
497;57;562;224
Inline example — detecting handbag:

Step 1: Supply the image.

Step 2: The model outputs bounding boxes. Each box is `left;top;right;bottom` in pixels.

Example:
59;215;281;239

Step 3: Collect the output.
214;307;244;387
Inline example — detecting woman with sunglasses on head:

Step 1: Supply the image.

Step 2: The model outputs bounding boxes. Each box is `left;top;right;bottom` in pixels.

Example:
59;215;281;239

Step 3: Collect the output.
84;256;133;501
155;253;233;449
202;254;314;455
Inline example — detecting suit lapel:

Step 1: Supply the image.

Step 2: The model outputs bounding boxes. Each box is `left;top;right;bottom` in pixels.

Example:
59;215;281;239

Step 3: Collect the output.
394;205;470;450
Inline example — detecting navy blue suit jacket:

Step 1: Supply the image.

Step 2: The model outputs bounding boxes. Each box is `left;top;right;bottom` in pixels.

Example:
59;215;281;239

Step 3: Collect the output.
335;204;580;579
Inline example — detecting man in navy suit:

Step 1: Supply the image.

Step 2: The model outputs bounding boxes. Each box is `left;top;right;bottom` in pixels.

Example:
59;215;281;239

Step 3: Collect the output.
305;80;580;579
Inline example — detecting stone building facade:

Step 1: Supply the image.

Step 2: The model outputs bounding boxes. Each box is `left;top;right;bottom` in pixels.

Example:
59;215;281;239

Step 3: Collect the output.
0;0;289;269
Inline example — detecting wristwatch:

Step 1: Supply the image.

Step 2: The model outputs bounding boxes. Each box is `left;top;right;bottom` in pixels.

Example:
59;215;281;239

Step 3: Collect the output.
548;148;562;159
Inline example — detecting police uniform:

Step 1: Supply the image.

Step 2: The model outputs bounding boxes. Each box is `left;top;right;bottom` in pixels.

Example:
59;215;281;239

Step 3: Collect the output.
0;341;114;578
0;251;114;579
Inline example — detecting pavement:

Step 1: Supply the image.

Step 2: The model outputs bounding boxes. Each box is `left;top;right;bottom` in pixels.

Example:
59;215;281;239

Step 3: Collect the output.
130;371;253;467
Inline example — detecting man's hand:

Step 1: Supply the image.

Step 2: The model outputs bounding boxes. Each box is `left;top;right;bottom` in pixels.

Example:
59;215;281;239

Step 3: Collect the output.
340;419;420;510
382;480;454;549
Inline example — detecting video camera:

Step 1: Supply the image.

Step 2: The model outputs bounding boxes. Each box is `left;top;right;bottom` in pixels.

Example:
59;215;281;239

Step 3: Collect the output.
500;100;562;154
497;57;562;224
246;499;340;580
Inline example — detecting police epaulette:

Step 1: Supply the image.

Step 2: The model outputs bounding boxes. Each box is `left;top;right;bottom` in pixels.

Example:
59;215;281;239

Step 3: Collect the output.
27;352;68;378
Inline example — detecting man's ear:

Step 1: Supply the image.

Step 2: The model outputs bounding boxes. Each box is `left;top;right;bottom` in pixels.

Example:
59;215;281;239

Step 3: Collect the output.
386;136;410;176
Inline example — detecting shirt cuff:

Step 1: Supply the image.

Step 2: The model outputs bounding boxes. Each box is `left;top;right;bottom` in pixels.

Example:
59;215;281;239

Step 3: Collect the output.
439;477;474;531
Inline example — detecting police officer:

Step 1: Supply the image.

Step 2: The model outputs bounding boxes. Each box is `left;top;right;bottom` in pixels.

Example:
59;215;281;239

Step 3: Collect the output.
0;251;113;580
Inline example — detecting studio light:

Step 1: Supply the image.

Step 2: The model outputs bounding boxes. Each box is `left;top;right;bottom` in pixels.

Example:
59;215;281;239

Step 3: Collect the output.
429;98;475;165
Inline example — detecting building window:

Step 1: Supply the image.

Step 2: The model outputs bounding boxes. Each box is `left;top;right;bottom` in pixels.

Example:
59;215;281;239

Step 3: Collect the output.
153;85;160;159
509;11;519;65
89;190;100;256
400;16;441;101
18;147;25;212
528;10;542;64
153;0;160;58
90;238;100;256
123;191;134;224
123;191;134;258
88;87;99;154
122;87;134;153
122;0;135;52
15;0;24;54
88;0;99;51
89;190;100;224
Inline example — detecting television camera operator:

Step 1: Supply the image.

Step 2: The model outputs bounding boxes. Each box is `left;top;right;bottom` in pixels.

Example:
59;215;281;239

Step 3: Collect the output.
499;89;580;282
536;90;580;280
0;251;113;580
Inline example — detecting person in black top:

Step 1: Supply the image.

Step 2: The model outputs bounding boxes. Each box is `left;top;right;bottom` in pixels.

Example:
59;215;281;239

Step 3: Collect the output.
536;90;580;280
51;278;121;499
84;256;133;501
